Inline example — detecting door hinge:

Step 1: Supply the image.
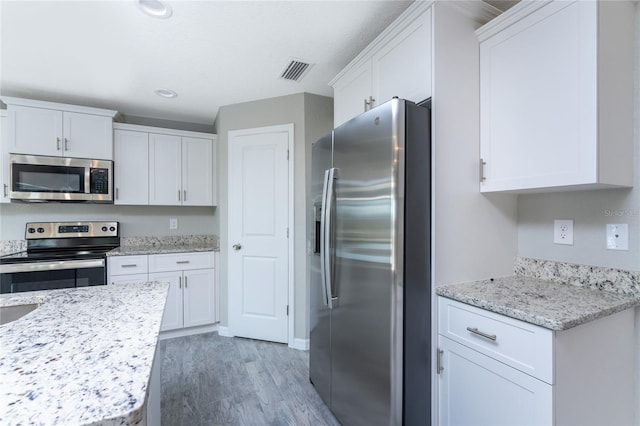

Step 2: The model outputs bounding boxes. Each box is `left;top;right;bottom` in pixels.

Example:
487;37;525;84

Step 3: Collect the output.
437;348;444;374
286;305;289;316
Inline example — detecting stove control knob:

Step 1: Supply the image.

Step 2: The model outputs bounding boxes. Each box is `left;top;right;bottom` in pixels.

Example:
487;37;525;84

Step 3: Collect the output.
109;226;116;232
28;228;36;233
101;226;108;232
37;227;45;233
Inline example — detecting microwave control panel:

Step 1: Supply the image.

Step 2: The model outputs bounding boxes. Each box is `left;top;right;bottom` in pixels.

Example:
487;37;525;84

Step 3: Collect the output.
90;168;109;194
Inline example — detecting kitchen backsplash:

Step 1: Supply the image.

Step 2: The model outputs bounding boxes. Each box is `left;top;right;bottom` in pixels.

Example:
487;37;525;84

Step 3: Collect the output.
515;257;640;296
120;234;218;248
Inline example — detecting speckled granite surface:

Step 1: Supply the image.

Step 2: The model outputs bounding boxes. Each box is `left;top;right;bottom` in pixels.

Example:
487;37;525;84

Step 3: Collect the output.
107;234;219;256
0;282;169;426
515;257;640;296
0;240;26;256
436;276;640;331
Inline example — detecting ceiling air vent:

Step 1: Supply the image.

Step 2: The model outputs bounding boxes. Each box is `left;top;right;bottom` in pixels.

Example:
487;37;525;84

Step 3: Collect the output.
280;58;313;82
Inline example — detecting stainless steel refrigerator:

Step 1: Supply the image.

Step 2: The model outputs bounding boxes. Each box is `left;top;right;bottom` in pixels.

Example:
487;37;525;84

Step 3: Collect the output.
310;98;431;426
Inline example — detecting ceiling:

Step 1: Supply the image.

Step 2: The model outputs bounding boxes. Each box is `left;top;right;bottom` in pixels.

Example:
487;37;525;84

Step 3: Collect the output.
0;1;513;128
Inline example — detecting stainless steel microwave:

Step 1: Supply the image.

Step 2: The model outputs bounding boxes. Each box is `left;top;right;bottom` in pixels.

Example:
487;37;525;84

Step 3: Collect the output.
10;154;113;203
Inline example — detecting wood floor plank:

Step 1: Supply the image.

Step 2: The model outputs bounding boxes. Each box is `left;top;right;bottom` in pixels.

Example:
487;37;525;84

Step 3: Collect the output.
160;332;340;425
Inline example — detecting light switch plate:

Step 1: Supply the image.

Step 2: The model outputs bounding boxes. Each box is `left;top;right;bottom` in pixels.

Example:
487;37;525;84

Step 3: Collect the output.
606;224;628;250
554;219;574;245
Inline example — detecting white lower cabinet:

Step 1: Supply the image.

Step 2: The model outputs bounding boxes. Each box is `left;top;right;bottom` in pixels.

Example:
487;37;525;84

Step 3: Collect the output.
148;252;216;332
437;296;635;426
108;251;217;334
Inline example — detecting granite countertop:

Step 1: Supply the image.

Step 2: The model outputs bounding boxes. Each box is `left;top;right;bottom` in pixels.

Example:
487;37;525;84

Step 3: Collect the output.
436;276;640;331
0;282;169;425
107;235;219;256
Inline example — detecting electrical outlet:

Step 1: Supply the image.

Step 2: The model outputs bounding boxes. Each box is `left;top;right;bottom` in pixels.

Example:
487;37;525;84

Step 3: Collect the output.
169;218;178;230
553;219;574;245
606;224;628;250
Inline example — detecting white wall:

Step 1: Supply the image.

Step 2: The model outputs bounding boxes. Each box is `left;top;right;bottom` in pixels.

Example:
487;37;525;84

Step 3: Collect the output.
213;92;333;341
0;203;216;239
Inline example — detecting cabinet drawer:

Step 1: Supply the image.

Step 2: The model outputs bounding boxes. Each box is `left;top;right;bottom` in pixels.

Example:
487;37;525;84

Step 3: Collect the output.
438;297;553;384
149;251;214;272
109;273;148;285
108;255;148;276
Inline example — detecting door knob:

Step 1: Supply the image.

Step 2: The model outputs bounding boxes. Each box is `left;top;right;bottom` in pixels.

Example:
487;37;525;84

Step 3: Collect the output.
232;244;242;251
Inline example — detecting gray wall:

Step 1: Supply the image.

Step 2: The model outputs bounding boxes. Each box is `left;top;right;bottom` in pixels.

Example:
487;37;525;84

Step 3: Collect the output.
0;203;216;239
517;4;640;273
213;92;333;341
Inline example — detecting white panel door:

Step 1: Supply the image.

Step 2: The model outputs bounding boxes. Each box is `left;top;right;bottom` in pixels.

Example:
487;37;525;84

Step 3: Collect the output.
228;125;291;343
9;105;62;156
114;130;149;205
149;133;182;205
372;7;432;105
150;272;183;331
183;268;215;328
62;112;113;160
182;136;213;206
438;336;553;426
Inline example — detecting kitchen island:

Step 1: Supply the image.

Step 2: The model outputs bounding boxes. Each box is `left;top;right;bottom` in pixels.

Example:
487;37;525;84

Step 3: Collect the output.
0;282;169;426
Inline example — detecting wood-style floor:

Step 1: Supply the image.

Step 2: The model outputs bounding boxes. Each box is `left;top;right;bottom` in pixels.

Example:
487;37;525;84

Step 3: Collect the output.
159;332;341;426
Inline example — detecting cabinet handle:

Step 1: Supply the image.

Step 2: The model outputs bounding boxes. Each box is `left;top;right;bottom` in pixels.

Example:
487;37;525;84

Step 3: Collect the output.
184;276;188;289
363;96;376;112
183;190;187;202
176;260;190;264
115;187;119;200
179;276;182;289
437;348;444;374
121;264;137;268
364;98;369;111
64;137;69;151
3;184;7;197
178;190;181;201
466;326;497;341
56;137;61;150
479;158;487;183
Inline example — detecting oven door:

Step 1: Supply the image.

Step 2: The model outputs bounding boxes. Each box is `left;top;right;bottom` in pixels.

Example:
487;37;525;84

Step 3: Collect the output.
0;259;106;294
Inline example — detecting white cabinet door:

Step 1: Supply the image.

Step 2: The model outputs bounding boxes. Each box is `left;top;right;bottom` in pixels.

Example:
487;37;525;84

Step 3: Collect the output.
62;112;113;160
149;133;182;205
8;105;62;156
372;7;432;106
151;271;183;332
183;268;215;328
109;274;148;286
181;137;213;206
0;112;9;203
333;61;372;127
438;336;553;426
114;130;149;205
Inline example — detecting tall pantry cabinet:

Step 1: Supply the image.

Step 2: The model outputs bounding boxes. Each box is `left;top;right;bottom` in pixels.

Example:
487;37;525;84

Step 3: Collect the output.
329;2;519;425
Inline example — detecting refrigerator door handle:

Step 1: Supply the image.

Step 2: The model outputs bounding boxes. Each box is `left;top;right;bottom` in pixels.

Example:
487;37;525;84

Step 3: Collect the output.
322;167;338;310
320;169;332;309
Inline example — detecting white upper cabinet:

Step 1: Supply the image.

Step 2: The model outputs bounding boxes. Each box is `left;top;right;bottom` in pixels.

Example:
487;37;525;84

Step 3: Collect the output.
113;129;149;205
331;2;432;126
477;0;635;193
114;123;216;207
2;97;117;160
149;133;183;206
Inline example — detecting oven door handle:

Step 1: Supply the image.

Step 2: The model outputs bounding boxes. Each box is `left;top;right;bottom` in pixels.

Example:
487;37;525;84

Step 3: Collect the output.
0;259;105;274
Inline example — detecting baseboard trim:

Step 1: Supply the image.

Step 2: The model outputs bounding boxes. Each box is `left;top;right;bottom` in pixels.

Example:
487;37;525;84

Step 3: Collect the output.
217;326;234;337
159;323;218;340
290;338;309;351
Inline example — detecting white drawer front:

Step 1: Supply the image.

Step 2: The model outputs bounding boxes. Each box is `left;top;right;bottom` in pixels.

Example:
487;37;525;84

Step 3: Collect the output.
438;297;553;384
148;251;214;272
108;255;149;276
109;273;148;285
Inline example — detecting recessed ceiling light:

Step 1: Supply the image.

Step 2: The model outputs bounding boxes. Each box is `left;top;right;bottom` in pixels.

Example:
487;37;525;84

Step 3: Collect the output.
137;0;173;19
154;88;177;98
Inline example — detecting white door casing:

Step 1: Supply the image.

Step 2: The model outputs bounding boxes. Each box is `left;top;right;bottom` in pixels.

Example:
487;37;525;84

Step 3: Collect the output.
228;124;293;345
